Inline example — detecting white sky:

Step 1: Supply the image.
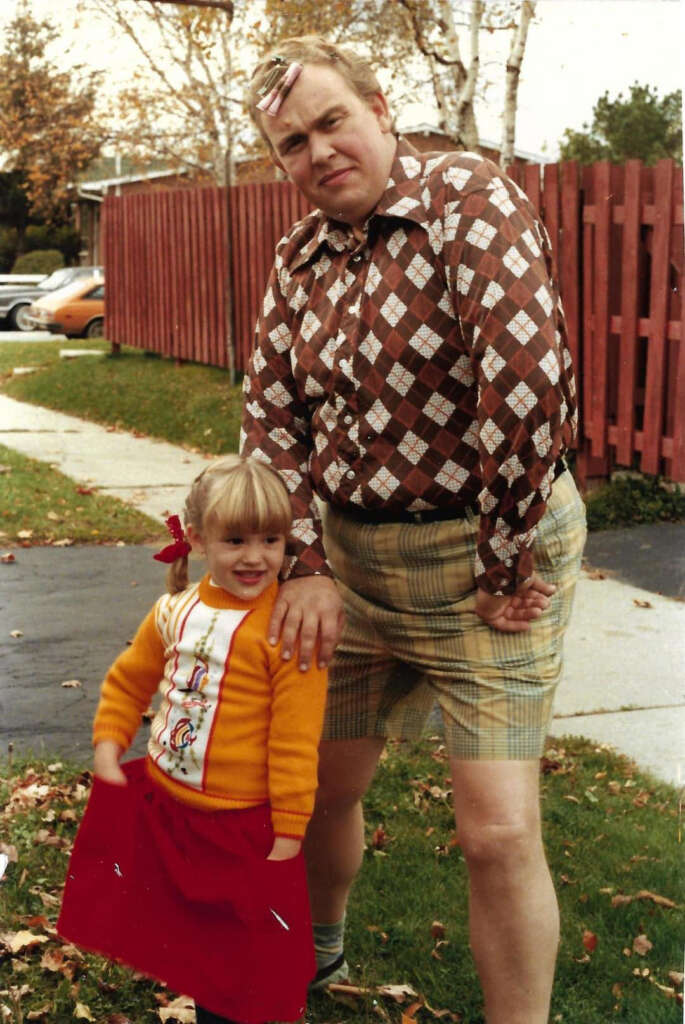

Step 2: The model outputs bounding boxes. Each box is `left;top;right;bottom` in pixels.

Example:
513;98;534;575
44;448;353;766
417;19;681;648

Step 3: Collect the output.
1;0;682;160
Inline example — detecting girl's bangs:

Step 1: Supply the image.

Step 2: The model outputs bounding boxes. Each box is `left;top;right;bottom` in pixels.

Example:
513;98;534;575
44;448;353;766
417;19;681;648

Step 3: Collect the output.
204;472;292;537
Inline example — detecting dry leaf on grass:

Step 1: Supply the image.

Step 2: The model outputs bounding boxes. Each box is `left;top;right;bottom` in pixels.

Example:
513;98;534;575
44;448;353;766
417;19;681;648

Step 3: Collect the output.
632;933;653;956
157;994;196;1022
4;931;50;954
74;1003;96;1021
582;930;598;952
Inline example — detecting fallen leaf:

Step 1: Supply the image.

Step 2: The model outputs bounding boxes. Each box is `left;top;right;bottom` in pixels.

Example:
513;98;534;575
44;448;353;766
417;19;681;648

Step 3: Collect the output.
76;486;95;494
60;679;82;689
377;983;419;1002
6;931;50;954
52;538;74;547
25;1006;50;1021
0;844;18;863
633;599;652;609
74;1003;96;1022
635;889;678;908
10;630;23;639
582;930;598;952
668;971;684;986
17;530;33;539
632;933;653;956
372;825;389;849
46;511;60;522
586;570;605;580
104;1015;134;1024
431;920;446;940
157;993;196;1022
611;894;633;907
1;553;16;563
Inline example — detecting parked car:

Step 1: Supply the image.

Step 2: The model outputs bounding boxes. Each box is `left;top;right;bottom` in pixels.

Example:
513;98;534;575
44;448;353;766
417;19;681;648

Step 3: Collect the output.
27;277;105;338
0;266;103;331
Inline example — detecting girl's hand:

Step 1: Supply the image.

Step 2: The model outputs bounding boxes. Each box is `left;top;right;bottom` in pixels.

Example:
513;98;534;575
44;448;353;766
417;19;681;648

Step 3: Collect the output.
267;836;302;861
93;740;127;786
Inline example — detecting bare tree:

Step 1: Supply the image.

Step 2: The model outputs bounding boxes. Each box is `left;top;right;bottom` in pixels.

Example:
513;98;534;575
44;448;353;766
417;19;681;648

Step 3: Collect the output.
500;0;536;166
396;0;537;162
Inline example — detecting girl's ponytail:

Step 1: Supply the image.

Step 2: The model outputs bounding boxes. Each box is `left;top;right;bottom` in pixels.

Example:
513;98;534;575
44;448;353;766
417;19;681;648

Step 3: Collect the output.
166;555;190;595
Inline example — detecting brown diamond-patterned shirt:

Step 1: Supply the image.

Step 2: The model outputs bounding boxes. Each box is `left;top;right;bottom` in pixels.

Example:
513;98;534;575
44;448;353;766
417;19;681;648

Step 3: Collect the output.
241;139;578;595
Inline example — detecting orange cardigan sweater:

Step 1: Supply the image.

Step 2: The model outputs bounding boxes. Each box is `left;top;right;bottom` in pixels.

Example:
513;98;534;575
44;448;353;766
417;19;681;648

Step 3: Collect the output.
93;576;327;838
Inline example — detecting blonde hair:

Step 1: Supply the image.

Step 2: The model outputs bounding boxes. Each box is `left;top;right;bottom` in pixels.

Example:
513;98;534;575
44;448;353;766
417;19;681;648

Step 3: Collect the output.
248;35;388;142
166;455;292;594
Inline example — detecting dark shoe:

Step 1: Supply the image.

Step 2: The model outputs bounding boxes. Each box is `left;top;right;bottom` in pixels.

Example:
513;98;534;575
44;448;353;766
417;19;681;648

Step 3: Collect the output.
308;952;350;992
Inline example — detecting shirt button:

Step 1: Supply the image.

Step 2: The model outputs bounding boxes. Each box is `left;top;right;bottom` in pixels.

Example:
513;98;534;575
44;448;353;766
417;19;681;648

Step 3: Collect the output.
344;415;353;425
352;254;362;262
346;470;355;480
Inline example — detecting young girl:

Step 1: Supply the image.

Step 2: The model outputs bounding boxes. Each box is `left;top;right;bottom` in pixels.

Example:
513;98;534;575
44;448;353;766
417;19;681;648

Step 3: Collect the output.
58;455;328;1024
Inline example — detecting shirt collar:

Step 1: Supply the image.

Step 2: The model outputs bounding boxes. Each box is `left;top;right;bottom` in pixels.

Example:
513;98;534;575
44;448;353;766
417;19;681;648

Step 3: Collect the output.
290;137;430;271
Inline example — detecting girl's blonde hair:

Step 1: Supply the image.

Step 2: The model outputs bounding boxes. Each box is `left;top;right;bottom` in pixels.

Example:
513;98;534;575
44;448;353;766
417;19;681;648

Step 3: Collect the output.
248;35;387;142
166;455;292;594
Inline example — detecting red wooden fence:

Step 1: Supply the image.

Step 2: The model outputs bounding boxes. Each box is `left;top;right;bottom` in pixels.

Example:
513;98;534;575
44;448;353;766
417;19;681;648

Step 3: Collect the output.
102;159;685;482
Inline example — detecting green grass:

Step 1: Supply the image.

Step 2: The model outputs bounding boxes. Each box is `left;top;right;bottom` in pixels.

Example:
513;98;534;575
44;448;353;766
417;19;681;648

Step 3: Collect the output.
1;341;243;455
0;443;163;545
1;738;682;1023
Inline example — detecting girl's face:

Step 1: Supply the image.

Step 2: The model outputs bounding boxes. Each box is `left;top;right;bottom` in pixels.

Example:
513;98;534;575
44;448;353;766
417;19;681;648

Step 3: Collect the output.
188;525;286;600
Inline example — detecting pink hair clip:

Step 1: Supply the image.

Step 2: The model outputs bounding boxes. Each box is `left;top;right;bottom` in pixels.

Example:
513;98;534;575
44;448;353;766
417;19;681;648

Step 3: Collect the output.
256;61;303;117
153;515;192;563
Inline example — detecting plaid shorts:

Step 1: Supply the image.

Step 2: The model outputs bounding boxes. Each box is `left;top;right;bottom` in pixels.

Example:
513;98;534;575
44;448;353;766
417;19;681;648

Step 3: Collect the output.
321;471;587;760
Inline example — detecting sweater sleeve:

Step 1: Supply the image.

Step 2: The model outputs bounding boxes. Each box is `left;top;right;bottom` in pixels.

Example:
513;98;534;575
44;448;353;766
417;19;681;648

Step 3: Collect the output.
266;651;328;839
93;605;166;751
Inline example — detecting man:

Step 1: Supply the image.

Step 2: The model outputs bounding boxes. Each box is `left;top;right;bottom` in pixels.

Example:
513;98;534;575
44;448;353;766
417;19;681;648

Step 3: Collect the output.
241;36;586;1024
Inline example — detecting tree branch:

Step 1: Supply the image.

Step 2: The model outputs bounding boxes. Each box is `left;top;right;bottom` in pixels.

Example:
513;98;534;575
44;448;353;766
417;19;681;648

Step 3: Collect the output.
140;0;234;14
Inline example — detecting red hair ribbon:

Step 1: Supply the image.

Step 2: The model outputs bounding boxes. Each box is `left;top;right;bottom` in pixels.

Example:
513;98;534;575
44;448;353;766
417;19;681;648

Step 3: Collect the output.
153;515;192;563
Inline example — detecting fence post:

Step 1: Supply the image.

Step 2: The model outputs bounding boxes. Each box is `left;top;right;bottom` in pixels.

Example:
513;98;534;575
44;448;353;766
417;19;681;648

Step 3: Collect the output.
642;160;674;475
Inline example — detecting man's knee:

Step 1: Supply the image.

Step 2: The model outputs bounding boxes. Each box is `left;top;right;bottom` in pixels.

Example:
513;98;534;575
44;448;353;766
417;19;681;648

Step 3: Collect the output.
458;816;543;871
314;738;385;812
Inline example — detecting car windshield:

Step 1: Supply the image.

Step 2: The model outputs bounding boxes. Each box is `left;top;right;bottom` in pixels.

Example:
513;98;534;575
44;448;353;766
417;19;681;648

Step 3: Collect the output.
37;268;78;292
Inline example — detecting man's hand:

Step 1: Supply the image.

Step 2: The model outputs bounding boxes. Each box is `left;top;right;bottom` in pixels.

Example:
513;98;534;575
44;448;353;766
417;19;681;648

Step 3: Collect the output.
475;573;556;633
268;575;344;671
93;739;127;786
266;836;302;861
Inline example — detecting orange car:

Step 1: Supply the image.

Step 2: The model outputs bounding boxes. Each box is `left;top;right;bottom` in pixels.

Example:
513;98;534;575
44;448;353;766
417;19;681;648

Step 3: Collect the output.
28;277;105;338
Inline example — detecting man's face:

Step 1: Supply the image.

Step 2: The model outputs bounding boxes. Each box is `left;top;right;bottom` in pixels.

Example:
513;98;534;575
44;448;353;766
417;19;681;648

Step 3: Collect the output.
260;63;397;227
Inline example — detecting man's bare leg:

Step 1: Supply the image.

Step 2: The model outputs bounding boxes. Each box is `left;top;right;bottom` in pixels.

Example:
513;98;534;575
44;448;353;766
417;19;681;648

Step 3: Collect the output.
304;737;386;923
449;758;558;1024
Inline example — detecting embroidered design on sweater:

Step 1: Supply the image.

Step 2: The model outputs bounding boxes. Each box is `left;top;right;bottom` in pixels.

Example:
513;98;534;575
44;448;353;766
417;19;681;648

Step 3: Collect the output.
150;596;250;789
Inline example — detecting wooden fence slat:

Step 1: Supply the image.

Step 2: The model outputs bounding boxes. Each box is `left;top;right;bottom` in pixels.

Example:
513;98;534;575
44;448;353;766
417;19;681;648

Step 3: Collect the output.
559;162;580;380
616;161;641;466
591;162;612;458
542;162;560;265
642;160;674;474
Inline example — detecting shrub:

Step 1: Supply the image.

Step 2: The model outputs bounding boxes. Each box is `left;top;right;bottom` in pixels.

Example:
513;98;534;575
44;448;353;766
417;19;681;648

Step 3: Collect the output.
0;226;18;272
11;249;64;275
585;473;685;530
25;224;82;263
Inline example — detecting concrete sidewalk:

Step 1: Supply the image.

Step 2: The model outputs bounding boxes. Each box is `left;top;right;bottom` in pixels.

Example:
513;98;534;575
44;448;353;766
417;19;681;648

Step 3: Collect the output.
1;393;683;785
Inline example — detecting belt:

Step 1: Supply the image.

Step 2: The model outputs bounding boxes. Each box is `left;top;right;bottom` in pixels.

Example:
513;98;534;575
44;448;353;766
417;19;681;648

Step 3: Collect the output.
338;457;568;527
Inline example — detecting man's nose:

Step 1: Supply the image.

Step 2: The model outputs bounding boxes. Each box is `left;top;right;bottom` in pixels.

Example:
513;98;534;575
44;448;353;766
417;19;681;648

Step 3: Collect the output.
309;131;335;164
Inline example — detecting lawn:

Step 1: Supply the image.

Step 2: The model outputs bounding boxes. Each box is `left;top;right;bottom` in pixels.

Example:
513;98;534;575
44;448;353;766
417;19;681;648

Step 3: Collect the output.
1;341;244;455
0;738;682;1023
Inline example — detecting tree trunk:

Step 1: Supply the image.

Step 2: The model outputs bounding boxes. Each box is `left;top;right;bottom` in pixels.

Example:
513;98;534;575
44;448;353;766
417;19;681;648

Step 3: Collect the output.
500;0;536;168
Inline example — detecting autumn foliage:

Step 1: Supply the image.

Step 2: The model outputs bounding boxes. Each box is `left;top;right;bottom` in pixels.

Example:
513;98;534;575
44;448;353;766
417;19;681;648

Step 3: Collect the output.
0;2;104;224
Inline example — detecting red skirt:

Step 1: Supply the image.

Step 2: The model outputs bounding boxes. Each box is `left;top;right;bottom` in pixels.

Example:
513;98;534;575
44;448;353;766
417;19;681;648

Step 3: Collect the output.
58;759;314;1023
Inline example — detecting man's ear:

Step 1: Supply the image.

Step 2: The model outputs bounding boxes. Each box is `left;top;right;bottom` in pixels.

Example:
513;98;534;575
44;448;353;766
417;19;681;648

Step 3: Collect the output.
368;91;392;133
